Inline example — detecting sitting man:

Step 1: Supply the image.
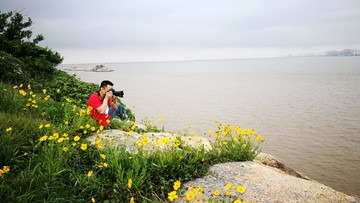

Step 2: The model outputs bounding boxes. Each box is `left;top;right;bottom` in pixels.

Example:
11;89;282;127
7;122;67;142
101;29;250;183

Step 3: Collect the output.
88;80;126;126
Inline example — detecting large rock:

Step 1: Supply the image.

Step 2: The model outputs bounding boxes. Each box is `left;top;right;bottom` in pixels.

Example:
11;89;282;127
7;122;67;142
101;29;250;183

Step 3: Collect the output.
86;130;359;203
177;162;359;203
86;129;212;153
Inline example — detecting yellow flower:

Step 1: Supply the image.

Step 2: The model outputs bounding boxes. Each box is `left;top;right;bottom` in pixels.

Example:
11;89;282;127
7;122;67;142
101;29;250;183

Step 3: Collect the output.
91;127;96;131
42;89;47;94
208;129;213;134
39;135;48;142
57;138;64;143
213;190;221;196
168;191;178;202
80;143;87;150
256;135;264;142
235;185;246;194
6;127;12;132
56;89;60;93
45;124;51;128
129;197;134;203
100;154;106;159
99;126;104;131
63;147;69;152
91;197;95;203
87;170;93;177
173;180;181;190
197;186;204;194
225;191;231;197
27;84;31;89
225;183;232;190
13;85;18;89
85;124;91;129
128;178;132;189
103;162;108;168
185;191;195;201
74;136;80;141
234;200;242;203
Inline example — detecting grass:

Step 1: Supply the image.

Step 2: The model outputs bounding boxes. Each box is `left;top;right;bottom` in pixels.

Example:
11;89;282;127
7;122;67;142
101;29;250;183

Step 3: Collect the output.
0;79;264;202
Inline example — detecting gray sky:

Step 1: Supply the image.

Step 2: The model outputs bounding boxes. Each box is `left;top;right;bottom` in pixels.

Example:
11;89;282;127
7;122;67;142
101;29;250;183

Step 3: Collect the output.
2;0;360;64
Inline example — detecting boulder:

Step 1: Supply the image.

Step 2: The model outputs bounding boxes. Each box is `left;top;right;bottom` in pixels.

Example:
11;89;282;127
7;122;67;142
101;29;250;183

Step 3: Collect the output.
177;162;359;203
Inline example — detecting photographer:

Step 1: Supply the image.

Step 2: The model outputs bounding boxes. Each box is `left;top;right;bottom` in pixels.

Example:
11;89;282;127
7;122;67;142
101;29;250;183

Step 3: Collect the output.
88;80;126;126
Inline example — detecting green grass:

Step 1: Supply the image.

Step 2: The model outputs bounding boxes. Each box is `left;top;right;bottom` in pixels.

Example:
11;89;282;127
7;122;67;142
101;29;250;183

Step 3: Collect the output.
0;79;264;202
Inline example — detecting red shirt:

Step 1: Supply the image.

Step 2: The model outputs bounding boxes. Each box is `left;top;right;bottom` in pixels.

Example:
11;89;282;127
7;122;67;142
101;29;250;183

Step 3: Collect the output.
88;92;112;126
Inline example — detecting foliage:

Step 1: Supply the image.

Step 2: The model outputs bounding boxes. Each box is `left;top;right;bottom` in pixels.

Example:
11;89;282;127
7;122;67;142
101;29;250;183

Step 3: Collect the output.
0;11;63;84
0;82;264;202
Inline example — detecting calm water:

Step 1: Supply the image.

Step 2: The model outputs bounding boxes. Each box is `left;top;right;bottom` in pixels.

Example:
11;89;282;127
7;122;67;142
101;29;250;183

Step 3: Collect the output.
59;57;360;196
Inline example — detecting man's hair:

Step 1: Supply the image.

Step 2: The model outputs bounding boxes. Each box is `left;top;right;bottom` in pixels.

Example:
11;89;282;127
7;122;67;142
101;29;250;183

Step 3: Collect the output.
99;80;114;89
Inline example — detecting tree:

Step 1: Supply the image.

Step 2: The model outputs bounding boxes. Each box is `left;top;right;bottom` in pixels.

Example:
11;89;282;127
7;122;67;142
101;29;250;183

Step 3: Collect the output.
0;11;63;83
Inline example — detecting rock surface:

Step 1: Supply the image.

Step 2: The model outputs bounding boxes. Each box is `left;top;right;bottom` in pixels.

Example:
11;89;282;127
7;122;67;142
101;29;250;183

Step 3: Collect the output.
86;130;359;203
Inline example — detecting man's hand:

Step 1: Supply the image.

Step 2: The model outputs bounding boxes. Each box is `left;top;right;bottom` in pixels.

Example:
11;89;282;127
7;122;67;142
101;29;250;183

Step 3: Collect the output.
106;91;113;98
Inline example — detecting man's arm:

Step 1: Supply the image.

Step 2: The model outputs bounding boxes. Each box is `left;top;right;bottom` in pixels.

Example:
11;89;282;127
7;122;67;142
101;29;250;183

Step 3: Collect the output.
96;92;112;114
109;96;118;110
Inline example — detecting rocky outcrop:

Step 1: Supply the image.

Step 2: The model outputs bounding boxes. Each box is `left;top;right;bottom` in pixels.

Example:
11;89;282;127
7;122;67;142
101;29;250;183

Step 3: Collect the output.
86;130;359;203
65;64;113;72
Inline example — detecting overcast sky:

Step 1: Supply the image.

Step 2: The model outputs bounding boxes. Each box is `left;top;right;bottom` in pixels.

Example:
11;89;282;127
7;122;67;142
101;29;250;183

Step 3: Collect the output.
2;0;360;64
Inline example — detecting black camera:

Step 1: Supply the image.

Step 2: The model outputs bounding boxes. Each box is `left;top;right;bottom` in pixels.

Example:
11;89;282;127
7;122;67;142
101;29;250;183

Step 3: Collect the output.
110;89;124;98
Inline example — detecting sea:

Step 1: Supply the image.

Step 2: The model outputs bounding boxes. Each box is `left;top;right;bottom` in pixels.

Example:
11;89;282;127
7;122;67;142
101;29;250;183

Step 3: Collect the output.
58;56;360;197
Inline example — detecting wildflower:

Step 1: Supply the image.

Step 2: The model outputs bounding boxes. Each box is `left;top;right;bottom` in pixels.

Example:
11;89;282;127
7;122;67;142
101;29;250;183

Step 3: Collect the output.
103;162;108;168
197;186;204;194
168;191;178;202
6;127;12;132
225;191;231;197
66;98;72;103
39;135;48;142
74;136;80;141
173;180;181;190
80;143;87;150
100;154;106;159
19;89;26;96
57;138;64;143
56;89;60;93
185;191;195;201
128;178;132;189
91;197;96;203
27;84;31;89
99;126;104;131
91;127;96;131
87;170;93;177
235;185;246;194
42;89;47;94
19;84;23;87
0;166;10;178
44;95;50;101
45;124;51;128
161;137;171;145
13;85;18;89
208;129;213;134
63;147;69;152
234;200;242;203
256;135;264;142
129;197;134;203
53;133;59;139
225;183;232;190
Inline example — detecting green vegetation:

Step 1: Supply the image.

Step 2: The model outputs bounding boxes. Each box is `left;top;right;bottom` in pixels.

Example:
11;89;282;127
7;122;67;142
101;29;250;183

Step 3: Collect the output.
0;11;264;202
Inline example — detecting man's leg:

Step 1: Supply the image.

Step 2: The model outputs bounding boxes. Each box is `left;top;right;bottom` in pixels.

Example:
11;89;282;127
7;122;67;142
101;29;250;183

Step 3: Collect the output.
108;104;127;120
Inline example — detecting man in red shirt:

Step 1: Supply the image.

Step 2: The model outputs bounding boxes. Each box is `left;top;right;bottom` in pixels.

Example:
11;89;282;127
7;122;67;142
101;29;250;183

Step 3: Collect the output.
88;80;126;126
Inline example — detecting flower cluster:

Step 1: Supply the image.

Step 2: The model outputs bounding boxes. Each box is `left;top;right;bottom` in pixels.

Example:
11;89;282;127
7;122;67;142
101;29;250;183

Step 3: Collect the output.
210;121;264;144
13;84;53;110
168;180;181;202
